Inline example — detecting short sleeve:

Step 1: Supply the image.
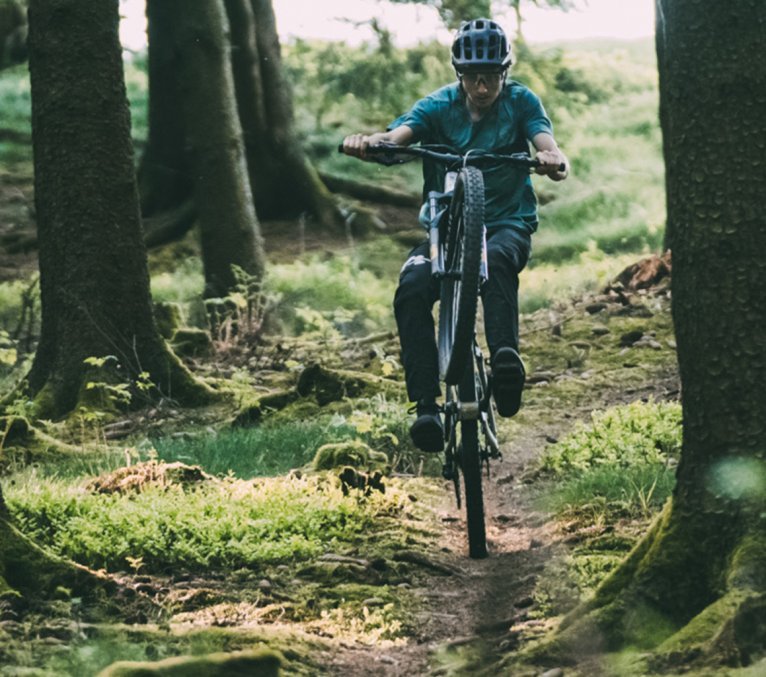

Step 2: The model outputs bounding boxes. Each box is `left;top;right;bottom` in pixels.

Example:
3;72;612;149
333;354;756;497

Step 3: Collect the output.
520;88;553;140
388;96;436;142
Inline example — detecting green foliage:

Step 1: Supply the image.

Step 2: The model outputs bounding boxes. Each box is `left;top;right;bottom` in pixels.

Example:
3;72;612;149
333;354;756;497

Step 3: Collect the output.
541;399;682;474
0;63;30;166
266;255;395;337
151;419;358;478
545;464;677;521
7;473;408;572
312;439;389;472
537;400;681;522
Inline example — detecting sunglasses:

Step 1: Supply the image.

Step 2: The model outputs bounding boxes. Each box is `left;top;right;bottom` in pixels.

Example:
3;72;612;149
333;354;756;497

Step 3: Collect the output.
460;71;504;86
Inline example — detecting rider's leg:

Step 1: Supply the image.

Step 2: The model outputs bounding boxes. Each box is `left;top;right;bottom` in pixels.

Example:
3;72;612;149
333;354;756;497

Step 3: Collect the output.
481;228;531;417
394;242;443;451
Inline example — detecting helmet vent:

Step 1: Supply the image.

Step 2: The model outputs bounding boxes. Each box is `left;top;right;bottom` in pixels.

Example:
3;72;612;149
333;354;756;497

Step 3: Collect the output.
451;18;512;71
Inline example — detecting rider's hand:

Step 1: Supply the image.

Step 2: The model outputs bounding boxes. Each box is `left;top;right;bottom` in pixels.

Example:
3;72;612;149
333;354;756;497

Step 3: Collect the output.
534;149;569;181
342;132;389;160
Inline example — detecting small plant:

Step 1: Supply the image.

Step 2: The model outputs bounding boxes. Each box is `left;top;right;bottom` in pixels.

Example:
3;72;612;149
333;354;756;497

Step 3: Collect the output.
538;400;680;521
541;399;682;474
207;265;274;355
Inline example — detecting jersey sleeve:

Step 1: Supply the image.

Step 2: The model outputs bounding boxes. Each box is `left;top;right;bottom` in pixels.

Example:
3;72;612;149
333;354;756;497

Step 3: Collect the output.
388;95;437;142
520;88;554;140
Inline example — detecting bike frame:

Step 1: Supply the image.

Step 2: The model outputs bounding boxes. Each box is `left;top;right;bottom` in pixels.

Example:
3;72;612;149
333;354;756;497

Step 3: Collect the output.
338;142;543;557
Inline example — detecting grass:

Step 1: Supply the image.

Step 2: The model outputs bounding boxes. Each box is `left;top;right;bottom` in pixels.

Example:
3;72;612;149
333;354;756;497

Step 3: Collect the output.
150;420;358;478
6;471;410;572
544;463;676;520
540;399;682;474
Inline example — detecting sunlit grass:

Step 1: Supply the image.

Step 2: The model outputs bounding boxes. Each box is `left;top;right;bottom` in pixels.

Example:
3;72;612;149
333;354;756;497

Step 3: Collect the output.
7;472;410;572
520;248;644;313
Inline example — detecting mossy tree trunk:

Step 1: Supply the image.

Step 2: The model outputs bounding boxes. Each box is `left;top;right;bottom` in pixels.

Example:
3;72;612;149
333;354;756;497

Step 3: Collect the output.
171;0;266;298
546;1;766;668
224;0;343;229
25;0;211;419
141;0;265;298
0;0;27;70
136;0;193;220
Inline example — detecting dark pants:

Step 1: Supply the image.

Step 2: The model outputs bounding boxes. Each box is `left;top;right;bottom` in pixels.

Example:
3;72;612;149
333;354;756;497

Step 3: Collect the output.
393;227;531;403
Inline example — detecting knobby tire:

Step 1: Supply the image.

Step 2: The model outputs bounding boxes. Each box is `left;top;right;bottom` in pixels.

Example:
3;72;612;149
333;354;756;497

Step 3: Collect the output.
458;360;487;559
438;166;484;385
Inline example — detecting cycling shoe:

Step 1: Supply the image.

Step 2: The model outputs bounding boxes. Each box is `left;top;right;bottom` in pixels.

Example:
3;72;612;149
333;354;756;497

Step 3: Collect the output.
409;402;444;453
491;347;526;417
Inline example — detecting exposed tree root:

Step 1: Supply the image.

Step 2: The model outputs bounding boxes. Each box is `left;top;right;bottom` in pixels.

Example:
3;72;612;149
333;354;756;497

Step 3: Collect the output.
523;499;766;671
97;648;283;677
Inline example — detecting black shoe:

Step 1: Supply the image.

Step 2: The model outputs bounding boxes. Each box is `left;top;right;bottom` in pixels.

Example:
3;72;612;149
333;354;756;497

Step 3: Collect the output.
409;401;444;453
491;347;526;418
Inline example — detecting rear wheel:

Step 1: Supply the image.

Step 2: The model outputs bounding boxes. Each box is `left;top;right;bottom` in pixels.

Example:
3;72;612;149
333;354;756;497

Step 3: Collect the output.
458;361;487;559
438;166;484;385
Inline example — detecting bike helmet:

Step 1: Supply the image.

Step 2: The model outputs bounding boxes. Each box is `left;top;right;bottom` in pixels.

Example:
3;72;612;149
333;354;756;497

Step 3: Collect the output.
451;18;512;72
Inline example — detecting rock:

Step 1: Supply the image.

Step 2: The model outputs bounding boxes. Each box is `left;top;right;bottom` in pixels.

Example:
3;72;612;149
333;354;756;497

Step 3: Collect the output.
545;435;558;444
97;649;282;677
318;553;371;567
540;669;565;677
612;251;671;291
585;302;607;314
591;325;610;336
312;440;388;472
170;327;213;358
338;467;386;496
619;330;644;347
257;579;272;591
361;597;386;607
515;596;534;608
527;371;556;384
530;538;544;549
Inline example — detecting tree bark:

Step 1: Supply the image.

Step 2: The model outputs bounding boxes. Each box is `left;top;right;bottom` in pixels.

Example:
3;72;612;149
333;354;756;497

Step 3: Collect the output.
540;1;766;668
136;0;194;219
26;0;211;419
0;0;26;70
151;0;265;298
225;0;343;229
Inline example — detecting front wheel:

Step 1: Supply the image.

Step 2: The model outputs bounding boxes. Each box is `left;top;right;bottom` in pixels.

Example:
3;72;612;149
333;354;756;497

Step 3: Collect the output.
438;166;484;385
458;361;487;559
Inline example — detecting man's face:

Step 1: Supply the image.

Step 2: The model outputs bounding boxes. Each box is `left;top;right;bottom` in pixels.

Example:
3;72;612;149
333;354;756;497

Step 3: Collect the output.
460;70;505;111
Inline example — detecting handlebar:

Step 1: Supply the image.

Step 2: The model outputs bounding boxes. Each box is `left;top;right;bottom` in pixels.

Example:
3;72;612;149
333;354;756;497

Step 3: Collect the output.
338;142;565;172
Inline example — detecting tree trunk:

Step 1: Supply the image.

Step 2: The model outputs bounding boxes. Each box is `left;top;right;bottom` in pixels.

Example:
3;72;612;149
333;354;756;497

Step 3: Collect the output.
0;0;27;69
136;0;194;219
225;0;343;229
540;0;766;668
157;0;265;298
26;0;211;419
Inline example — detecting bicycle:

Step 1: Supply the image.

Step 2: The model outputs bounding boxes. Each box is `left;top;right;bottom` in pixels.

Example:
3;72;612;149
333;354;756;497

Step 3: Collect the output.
339;142;557;558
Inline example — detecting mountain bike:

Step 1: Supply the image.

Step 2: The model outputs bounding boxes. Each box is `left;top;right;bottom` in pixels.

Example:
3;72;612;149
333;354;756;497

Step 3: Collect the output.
339;142;554;558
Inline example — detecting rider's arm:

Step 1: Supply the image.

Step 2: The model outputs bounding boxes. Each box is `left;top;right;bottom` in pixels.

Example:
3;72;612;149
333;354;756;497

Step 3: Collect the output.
531;133;569;181
342;125;414;160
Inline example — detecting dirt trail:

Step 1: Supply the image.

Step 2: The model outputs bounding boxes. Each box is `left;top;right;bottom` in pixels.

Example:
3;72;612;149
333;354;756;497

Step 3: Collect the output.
323;423;567;677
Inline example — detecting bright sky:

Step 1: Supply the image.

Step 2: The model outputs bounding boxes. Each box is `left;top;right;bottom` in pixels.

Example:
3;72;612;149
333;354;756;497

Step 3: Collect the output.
119;0;655;51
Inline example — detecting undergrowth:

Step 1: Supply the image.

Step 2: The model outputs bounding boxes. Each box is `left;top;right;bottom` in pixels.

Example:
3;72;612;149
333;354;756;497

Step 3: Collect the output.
529;400;682;619
6;473;411;573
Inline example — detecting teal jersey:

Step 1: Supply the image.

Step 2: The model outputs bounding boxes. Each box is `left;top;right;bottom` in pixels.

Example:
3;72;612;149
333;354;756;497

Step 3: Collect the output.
388;80;553;234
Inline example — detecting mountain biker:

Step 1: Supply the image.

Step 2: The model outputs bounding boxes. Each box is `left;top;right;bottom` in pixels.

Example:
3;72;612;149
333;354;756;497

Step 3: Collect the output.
342;18;569;453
